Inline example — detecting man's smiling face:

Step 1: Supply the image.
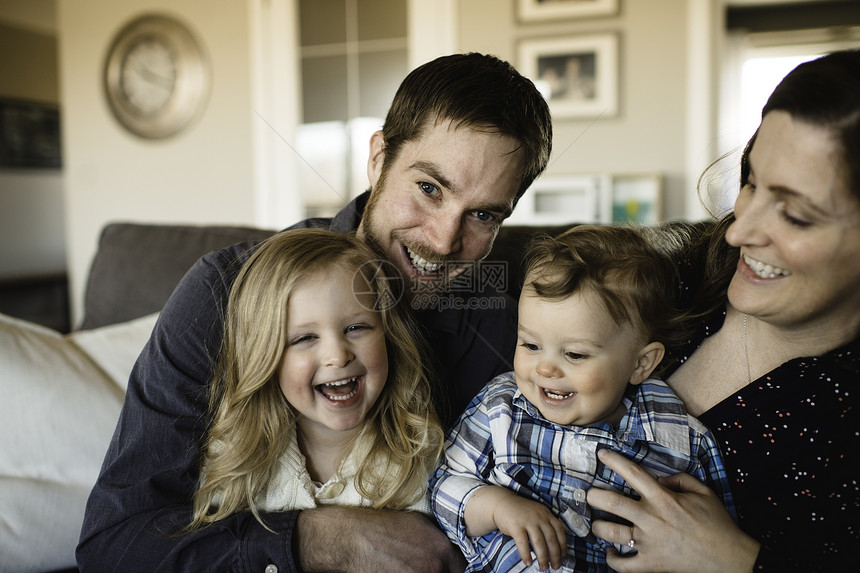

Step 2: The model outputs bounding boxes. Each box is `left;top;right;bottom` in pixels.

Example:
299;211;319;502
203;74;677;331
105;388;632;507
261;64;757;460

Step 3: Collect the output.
357;119;524;297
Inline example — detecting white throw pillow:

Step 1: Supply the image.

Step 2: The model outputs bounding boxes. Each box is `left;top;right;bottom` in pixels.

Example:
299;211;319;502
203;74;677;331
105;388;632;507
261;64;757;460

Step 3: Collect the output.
0;312;158;573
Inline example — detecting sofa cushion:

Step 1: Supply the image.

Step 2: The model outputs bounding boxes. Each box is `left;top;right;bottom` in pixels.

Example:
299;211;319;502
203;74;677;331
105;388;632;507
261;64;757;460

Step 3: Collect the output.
79;222;573;330
81;223;275;330
0;312;158;573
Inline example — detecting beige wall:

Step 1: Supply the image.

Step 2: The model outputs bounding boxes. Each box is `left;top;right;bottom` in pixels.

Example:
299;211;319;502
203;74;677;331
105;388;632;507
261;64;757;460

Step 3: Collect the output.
0;0;55;34
0;23;65;277
58;0;262;325
0;23;58;100
48;0;712;324
457;0;692;220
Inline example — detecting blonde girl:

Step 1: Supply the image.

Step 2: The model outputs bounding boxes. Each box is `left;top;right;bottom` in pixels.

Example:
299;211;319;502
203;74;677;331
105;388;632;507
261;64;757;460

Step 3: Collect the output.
189;228;443;530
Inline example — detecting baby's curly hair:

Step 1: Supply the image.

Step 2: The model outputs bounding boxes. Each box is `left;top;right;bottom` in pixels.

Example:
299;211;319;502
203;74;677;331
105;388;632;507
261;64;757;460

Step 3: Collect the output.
523;224;688;353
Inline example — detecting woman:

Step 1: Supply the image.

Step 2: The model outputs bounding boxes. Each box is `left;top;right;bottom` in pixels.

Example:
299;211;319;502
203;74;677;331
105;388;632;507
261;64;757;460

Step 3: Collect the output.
588;49;860;571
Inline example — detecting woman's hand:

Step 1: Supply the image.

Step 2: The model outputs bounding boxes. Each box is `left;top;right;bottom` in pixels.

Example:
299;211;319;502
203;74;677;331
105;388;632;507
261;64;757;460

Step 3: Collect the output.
587;449;759;573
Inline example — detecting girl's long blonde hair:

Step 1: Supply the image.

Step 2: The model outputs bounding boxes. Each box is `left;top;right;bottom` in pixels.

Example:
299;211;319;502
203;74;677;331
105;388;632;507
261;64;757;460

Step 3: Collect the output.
188;229;443;531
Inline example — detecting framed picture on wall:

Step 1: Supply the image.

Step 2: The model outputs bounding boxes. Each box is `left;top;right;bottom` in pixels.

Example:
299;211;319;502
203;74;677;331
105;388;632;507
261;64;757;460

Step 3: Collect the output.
611;173;662;224
507;174;612;225
519;34;618;119
508;172;663;226
518;0;618;22
0;98;62;169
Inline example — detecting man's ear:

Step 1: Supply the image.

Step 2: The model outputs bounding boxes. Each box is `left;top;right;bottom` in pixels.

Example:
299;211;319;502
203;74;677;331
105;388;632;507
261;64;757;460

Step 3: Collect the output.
367;130;385;187
629;341;665;385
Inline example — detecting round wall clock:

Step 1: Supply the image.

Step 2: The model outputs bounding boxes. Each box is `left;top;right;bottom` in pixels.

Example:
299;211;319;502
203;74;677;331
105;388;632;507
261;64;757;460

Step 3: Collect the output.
104;14;210;139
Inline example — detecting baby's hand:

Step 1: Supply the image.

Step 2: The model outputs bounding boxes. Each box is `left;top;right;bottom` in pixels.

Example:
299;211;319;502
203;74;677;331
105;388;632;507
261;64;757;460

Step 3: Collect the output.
493;495;567;570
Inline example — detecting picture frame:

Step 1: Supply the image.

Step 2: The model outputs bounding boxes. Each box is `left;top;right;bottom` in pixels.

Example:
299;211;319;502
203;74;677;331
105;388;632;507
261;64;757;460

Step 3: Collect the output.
0;98;62;169
611;173;662;224
507;173;663;226
506;174;612;225
518;0;619;22
519;34;618;119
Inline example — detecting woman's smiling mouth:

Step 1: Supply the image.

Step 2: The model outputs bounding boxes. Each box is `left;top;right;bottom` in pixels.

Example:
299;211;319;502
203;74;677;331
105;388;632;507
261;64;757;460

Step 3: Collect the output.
743;253;792;279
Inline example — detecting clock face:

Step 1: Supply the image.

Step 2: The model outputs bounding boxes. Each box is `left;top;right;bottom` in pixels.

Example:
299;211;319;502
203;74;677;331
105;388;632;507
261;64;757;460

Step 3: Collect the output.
104;15;209;139
120;37;177;116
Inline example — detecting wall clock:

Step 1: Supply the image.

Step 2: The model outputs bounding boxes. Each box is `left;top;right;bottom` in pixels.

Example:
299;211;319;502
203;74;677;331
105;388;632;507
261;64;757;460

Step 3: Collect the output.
103;14;210;139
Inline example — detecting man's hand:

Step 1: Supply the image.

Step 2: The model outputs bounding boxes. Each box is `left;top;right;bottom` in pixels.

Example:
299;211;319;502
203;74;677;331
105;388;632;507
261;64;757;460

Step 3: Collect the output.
465;486;566;571
295;506;466;573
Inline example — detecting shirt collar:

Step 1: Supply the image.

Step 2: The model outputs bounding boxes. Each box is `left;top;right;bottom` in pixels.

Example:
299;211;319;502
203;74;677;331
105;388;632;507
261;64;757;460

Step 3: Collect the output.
330;191;368;234
618;380;692;455
511;380;692;456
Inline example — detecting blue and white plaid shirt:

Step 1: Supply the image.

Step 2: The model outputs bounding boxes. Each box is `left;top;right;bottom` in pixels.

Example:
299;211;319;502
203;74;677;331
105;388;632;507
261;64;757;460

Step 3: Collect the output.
430;373;736;572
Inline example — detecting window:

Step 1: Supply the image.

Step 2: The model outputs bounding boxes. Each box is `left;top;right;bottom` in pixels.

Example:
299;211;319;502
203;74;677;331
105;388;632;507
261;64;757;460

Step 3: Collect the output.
296;0;408;216
714;1;860;213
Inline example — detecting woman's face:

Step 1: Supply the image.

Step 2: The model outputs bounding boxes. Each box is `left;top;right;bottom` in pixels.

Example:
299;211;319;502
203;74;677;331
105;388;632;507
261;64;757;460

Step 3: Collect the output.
726;110;860;335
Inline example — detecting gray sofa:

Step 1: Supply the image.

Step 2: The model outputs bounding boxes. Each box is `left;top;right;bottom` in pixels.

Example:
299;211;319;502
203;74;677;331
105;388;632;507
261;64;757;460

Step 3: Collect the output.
80;220;574;329
80;223;277;329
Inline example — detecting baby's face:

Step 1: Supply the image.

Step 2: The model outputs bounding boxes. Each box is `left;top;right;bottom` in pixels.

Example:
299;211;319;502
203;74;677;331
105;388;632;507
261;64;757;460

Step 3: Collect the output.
513;286;645;427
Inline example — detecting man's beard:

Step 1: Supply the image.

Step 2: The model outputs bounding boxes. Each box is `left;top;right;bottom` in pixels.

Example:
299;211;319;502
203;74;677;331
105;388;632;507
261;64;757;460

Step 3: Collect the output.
361;184;471;300
358;185;389;261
